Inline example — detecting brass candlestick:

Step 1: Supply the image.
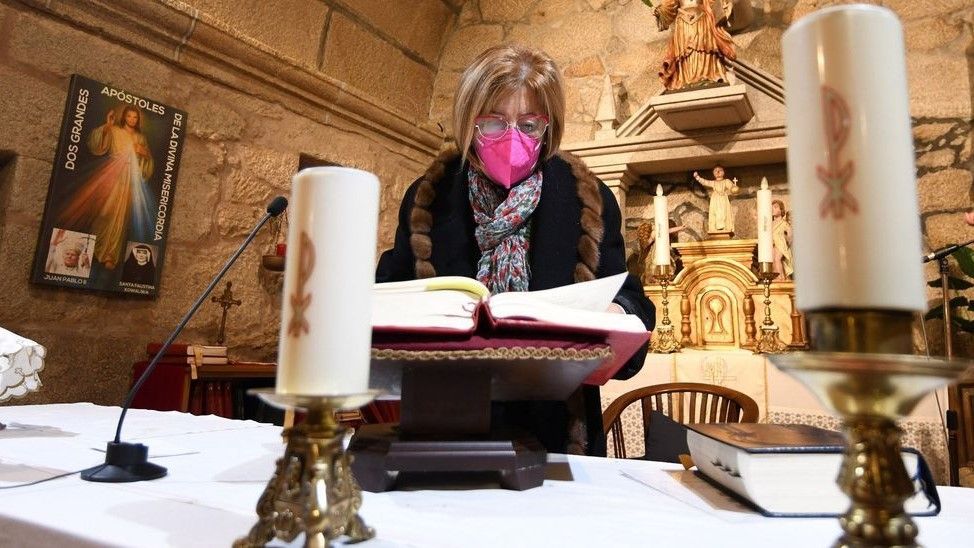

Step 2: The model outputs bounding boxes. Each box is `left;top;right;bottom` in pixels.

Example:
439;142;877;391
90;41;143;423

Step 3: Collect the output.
754;262;786;353
235;389;379;548
771;311;971;548
649;263;681;353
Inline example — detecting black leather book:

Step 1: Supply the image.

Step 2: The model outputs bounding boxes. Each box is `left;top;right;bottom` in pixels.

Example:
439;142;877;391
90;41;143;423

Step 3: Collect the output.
687;423;941;517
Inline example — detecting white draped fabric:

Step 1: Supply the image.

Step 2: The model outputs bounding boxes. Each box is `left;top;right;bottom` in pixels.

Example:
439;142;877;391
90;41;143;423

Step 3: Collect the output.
0;328;45;402
0;403;972;547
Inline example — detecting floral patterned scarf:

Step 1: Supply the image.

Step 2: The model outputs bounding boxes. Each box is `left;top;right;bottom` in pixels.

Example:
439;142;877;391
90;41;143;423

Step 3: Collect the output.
467;168;543;294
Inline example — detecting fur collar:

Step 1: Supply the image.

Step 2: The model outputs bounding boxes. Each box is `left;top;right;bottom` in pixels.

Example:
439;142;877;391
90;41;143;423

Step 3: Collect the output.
408;146;604;282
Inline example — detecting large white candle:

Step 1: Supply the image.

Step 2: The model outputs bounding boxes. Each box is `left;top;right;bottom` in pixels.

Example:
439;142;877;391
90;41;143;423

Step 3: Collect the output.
276;167;380;395
757;177;772;263
653;185;670;266
782;5;924;312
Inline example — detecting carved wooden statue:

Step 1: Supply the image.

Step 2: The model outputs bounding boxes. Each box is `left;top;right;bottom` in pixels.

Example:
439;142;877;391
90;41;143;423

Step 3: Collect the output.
771;200;794;279
627;220;686;284
626;223;654;283
645;0;737;91
693;166;739;236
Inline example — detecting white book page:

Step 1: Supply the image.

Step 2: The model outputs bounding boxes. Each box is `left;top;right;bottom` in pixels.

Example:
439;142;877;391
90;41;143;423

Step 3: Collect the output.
371;290;478;331
487;299;646;332
488;272;628;312
373;276;489;299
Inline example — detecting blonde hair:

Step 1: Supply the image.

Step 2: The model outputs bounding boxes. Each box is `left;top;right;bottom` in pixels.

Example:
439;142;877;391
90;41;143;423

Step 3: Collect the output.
453;44;565;169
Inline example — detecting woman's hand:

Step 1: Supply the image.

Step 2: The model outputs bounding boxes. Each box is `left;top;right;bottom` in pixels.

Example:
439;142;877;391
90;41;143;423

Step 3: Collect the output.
606;302;626;314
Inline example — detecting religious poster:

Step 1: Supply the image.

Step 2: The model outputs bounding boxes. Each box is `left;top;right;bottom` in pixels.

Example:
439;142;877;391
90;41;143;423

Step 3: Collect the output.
31;75;187;297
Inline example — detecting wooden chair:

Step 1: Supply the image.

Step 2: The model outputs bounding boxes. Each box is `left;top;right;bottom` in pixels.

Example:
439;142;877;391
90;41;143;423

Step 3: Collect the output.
602;382;760;459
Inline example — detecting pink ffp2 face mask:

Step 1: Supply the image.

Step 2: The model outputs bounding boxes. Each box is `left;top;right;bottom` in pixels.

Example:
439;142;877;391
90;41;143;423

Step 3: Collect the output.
474;130;542;189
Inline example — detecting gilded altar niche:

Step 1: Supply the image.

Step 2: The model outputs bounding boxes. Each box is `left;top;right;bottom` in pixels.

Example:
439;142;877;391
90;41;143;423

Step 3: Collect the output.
621;163;802;351
700;288;737;346
643;236;801;351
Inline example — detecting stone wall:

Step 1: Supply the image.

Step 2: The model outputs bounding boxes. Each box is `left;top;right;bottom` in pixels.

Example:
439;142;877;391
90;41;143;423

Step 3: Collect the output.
1;0;972;408
0;0;455;405
439;0;973;356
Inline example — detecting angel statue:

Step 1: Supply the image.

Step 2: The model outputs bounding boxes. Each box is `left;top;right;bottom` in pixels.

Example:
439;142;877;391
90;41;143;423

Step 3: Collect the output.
625;222;654;283
626;220;686;284
643;0;737;91
771;200;794;279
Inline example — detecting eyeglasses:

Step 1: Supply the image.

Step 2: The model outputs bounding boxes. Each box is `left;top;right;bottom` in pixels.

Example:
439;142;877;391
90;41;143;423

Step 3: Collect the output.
474;114;549;140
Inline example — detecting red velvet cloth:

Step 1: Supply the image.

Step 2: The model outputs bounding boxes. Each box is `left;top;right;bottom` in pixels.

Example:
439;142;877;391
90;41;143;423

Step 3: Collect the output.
130;361;233;418
130;360;189;412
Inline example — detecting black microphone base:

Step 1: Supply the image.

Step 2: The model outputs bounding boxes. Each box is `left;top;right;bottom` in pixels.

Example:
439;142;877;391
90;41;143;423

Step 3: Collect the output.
80;441;167;483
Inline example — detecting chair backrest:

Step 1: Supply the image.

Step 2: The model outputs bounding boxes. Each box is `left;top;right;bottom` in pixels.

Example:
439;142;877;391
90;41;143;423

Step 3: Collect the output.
602;382;759;459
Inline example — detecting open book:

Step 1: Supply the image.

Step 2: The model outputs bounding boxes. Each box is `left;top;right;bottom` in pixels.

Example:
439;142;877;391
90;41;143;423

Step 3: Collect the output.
371;273;649;386
686;423;940;517
372;272;643;333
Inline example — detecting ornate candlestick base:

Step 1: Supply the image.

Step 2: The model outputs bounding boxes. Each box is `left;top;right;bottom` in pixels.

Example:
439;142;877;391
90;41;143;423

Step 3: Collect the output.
771;312;972;548
649;264;681;353
235;390;379;548
755;262;786;353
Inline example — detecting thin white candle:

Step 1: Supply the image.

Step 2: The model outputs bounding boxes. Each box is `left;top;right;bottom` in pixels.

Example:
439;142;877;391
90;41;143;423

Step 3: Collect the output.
757;177;773;263
782;5;924;312
276;167;380;395
653;185;670;266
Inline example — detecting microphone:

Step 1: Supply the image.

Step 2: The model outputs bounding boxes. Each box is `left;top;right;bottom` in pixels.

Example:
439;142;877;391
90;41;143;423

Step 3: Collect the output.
81;196;288;482
266;195;288;217
922;238;974;263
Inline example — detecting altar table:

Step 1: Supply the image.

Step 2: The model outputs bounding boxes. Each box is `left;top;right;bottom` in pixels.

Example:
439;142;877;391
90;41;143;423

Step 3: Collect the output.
0;403;972;547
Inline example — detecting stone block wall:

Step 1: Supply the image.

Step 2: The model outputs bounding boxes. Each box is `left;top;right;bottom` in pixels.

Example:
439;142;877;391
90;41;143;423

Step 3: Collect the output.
0;0;456;405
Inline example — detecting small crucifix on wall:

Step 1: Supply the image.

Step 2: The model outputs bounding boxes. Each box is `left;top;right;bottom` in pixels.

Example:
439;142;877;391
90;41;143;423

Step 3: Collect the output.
211;281;242;346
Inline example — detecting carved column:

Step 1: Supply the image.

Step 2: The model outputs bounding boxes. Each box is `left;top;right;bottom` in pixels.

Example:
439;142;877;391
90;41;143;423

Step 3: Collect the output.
680;294;692;346
589;165;637;214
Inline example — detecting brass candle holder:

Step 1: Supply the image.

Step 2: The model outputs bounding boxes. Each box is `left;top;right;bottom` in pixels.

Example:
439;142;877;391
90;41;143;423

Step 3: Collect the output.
771;311;971;548
754;262;787;353
649;263;681;353
235;389;379;548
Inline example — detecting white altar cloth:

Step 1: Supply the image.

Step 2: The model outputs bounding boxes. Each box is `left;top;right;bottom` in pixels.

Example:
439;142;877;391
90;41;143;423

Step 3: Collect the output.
0;403;972;547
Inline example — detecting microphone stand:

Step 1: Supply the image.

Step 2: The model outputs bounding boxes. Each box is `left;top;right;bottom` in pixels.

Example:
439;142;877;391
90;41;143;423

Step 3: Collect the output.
81;196;287;482
926;237;974;358
940;254;954;361
928;238;974;486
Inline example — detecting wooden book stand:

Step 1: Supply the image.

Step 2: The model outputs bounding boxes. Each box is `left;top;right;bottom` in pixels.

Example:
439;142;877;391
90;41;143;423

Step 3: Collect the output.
350;345;611;492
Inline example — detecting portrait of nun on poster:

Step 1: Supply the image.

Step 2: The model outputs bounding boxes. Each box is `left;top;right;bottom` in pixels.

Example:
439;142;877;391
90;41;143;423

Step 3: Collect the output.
375;44;656;457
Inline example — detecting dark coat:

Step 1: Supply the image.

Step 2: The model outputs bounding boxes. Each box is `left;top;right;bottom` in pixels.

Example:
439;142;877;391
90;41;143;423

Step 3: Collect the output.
376;153;655;456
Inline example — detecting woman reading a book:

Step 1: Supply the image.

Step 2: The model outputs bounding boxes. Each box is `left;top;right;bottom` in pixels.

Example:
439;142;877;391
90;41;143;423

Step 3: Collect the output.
376;44;655;457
